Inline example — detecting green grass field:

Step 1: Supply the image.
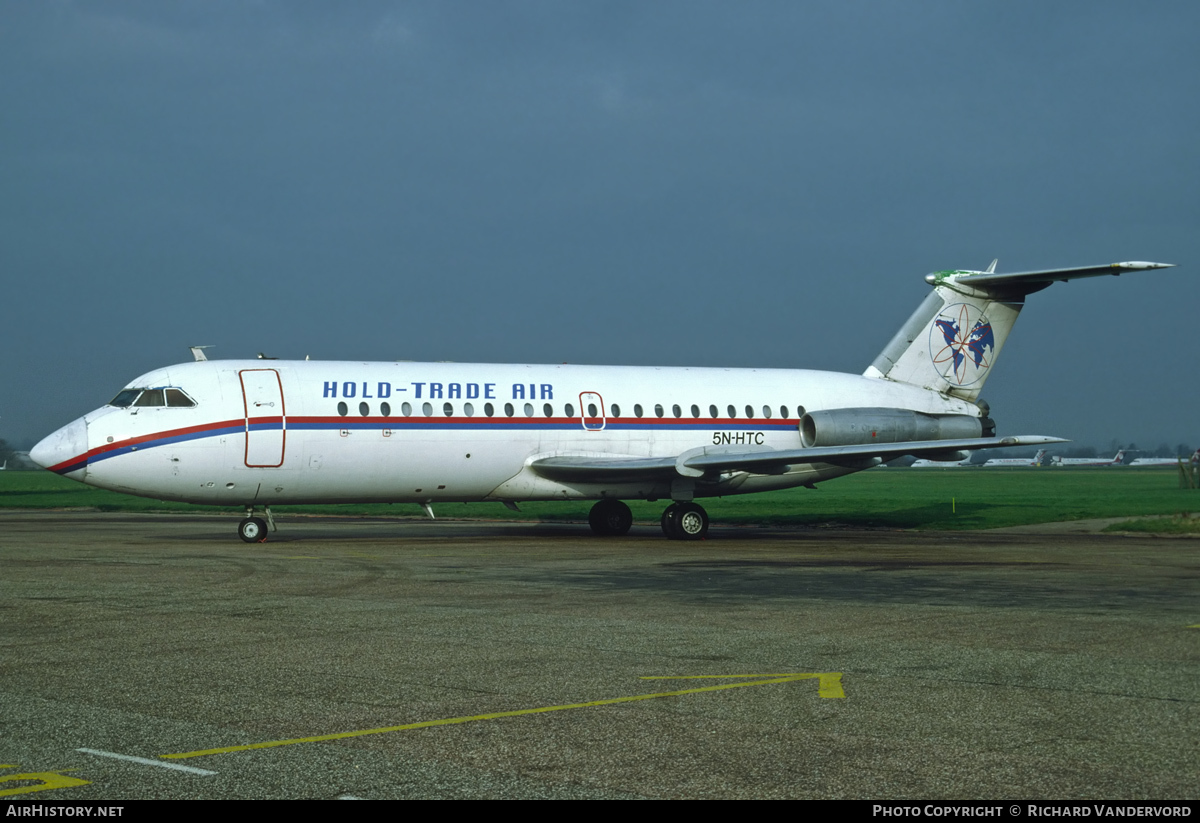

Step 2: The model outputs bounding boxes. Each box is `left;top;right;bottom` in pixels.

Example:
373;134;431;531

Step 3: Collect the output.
2;467;1195;531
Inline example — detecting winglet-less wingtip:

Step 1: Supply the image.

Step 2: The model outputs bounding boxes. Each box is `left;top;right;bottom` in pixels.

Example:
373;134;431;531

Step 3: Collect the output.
1113;261;1175;271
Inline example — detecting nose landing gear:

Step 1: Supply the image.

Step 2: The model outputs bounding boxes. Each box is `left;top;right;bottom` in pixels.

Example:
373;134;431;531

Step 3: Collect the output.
238;517;268;543
238;507;275;543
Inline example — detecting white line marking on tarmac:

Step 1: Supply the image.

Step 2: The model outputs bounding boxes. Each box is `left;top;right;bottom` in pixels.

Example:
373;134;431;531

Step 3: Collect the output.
76;748;217;775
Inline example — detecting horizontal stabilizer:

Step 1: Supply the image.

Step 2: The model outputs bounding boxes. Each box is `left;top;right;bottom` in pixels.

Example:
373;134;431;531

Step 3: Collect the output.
531;435;1067;482
940;261;1175;292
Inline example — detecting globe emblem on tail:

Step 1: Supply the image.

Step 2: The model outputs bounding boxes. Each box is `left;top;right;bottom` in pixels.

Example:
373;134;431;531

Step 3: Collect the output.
928;303;995;386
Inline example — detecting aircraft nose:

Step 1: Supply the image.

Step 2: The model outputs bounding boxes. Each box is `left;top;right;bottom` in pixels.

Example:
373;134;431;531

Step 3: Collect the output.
31;417;89;475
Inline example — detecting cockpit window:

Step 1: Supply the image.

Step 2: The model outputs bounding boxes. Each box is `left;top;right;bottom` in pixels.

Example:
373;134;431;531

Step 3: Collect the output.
165;389;195;407
109;387;196;408
109;389;141;407
134;389;166;407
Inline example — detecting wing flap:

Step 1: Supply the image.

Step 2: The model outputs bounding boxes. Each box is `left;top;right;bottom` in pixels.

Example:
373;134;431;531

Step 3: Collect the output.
530;436;1067;483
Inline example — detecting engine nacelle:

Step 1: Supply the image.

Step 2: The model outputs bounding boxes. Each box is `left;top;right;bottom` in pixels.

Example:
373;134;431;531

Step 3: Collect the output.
800;407;993;448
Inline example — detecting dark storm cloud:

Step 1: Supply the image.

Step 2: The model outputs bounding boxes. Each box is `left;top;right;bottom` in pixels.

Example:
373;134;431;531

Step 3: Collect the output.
1;1;1196;449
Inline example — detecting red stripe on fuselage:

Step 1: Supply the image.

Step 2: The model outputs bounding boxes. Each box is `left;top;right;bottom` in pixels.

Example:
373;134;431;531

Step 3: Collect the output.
46;417;246;473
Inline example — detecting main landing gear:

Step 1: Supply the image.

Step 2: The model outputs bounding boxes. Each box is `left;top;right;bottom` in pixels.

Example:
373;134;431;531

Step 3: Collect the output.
588;499;634;536
660;501;709;540
586;499;709;540
238;507;275;543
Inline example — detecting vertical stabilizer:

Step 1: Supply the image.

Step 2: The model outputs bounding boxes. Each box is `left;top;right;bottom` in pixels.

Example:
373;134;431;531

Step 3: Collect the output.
864;261;1175;403
864;270;1023;402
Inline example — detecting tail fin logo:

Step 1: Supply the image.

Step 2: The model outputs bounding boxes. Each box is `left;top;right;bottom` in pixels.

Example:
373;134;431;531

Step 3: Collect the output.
929;303;996;386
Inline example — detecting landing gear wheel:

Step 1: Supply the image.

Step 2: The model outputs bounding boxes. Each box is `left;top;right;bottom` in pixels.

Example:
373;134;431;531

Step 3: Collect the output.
661;503;681;539
674;502;709;540
588;499;633;536
238;516;268;543
662;502;708;540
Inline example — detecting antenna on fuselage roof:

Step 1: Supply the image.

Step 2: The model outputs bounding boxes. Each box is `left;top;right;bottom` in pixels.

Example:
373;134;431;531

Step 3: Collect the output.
188;346;212;362
256;353;278;360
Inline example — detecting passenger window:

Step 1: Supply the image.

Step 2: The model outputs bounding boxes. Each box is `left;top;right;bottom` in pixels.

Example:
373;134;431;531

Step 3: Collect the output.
672;404;681;418
543;403;553;417
504;403;514;417
727;405;737;418
359;402;370;416
381;402;392;417
690;404;700;418
443;402;454;417
654;404;664;418
588;403;598;417
523;403;534;417
762;405;772;419
337;402;348;416
484;402;494;417
745;405;755;418
796;405;806;418
565;403;575;417
709;404;718;418
779;406;789;419
165;389;195;408
422;402;433;416
464;402;474;417
610;403;620;417
402;402;412;416
634;404;643;418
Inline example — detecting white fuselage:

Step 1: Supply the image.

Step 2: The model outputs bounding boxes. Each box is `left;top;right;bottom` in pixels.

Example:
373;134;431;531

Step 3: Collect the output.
1051;452;1123;467
38;359;978;507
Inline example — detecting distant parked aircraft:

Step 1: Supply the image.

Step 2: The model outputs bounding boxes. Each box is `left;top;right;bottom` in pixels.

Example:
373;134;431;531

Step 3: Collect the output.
983;448;1047;468
910;454;975;468
1127;454;1183;467
1050;450;1126;467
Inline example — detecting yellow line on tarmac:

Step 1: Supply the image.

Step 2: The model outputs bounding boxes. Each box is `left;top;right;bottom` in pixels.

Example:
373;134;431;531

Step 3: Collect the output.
161;672;841;760
641;672;845;699
0;771;91;797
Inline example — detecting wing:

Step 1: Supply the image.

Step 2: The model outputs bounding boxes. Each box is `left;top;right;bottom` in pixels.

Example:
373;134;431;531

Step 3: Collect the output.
530;435;1067;483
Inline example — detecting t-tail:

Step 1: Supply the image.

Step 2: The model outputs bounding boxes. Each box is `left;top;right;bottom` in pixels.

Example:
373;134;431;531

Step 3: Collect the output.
864;261;1175;402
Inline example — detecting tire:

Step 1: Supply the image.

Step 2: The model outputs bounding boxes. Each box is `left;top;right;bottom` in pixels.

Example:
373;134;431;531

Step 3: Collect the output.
589;499;633;536
673;502;708;540
660;503;681;539
238;517;268;543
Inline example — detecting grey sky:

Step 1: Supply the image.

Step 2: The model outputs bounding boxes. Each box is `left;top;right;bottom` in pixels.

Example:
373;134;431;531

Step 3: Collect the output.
2;1;1197;450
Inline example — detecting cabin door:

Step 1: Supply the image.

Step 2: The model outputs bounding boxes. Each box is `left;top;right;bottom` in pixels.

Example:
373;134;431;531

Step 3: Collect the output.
240;368;286;467
579;391;606;431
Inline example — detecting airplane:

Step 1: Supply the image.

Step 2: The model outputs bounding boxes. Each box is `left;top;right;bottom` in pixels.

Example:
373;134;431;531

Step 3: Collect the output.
1127;454;1184;467
1050;450;1126;467
982;448;1048;468
30;261;1175;542
910;455;976;467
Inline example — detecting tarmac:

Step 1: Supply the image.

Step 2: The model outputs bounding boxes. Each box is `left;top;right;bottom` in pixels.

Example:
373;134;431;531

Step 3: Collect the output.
1;511;1196;799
